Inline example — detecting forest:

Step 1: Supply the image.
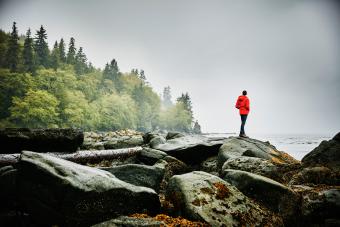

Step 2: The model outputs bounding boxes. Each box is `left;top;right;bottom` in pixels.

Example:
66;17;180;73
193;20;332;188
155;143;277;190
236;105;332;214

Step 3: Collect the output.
0;22;202;133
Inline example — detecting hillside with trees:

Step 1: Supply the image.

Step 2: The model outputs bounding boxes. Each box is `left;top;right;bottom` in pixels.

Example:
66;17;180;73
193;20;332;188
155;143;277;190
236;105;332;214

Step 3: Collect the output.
0;22;201;133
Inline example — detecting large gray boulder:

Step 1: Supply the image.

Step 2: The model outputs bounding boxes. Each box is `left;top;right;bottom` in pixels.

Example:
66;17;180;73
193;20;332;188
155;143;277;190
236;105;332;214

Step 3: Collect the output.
302;132;340;171
300;187;340;226
289;166;340;186
218;137;298;170
151;135;227;164
221;156;285;182
18;151;160;226
137;148;168;165
222;169;300;226
100;162;166;192
0;128;84;154
166;171;283;226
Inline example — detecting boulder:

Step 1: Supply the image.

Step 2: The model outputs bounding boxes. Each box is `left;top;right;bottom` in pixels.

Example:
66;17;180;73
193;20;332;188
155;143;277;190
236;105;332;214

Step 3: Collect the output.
18;151;160;226
101;162;166;192
142;131;167;144
92;216;165;227
200;156;219;175
300;187;340;226
218;137;298;169
0;165;18;212
166;171;283;226
221;157;283;182
151;135;227;165
289;166;340;186
158;156;190;193
166;132;185;140
137;148;168;165
222;169;300;225
302;132;340;171
103;136;144;150
0;128;84;154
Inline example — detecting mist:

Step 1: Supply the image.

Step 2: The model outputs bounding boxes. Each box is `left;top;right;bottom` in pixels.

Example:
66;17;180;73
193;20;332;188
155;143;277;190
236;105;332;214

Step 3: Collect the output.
1;0;339;134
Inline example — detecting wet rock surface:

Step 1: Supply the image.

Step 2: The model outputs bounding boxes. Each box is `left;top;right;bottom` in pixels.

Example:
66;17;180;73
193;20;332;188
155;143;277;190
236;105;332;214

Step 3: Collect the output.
150;134;227;164
222;169;300;225
18;151;160;226
302;132;340;171
166;171;284;226
1;130;339;227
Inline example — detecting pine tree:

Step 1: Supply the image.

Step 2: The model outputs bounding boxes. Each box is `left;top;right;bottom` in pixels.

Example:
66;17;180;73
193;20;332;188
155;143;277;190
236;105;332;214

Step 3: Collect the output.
6;22;20;72
58;38;66;63
75;47;87;75
23;28;35;73
34;25;49;67
139;69;146;81
103;59;119;80
162;86;173;108
177;92;194;120
50;41;60;70
66;37;76;65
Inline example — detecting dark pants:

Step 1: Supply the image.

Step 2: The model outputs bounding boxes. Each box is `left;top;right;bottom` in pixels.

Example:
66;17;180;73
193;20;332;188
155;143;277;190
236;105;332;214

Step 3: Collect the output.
240;114;248;135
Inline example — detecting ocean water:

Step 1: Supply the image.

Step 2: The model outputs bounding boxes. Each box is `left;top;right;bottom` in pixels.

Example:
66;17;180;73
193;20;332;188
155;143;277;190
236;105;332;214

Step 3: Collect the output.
205;133;333;161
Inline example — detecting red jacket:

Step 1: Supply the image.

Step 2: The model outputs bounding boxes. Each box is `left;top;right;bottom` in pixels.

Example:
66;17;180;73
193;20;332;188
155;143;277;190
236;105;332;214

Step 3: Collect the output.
235;95;250;115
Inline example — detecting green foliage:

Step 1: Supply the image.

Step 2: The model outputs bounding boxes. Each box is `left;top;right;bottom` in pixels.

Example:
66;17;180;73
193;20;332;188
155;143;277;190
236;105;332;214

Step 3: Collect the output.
159;102;192;132
58;38;66;63
92;93;137;131
0;30;9;68
6;22;20;72
75;47;87;75
10;89;59;128
34;25;49;67
23;29;36;73
0;69;33;119
50;41;60;70
0;22;200;132
66;37;76;64
162;86;173;108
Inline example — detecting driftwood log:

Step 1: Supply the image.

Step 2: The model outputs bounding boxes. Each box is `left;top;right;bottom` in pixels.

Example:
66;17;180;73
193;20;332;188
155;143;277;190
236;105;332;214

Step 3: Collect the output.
0;147;143;167
0;128;84;154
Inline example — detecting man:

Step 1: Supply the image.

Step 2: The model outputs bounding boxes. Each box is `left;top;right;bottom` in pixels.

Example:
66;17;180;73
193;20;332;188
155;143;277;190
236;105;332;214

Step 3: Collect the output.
235;90;250;137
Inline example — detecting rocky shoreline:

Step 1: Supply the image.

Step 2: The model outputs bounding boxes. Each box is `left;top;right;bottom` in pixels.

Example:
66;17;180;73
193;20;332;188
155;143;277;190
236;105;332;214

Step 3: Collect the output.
0;129;339;226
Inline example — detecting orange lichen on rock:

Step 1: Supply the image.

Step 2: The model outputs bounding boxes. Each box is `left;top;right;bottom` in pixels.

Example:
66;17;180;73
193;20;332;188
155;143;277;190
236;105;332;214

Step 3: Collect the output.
130;213;210;227
213;182;230;200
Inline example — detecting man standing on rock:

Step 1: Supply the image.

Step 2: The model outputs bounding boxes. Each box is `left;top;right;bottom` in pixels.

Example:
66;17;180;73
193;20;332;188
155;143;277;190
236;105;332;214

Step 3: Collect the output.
235;90;250;138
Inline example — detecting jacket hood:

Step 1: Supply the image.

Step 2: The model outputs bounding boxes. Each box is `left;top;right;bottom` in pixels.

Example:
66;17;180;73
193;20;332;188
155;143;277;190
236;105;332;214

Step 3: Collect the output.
238;95;247;100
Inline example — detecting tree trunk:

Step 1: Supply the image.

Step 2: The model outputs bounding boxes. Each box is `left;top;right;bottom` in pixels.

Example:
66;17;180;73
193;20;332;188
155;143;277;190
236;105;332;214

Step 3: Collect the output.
0;147;142;167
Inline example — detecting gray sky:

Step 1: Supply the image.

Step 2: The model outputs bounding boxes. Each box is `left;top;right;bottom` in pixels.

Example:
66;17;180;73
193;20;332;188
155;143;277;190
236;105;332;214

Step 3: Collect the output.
1;0;339;134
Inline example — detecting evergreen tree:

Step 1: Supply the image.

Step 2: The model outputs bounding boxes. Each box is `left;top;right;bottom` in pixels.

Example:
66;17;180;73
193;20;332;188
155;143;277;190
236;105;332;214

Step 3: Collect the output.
23;28;35;73
177;92;194;121
139;69;146;81
0;30;9;68
5;22;20;72
75;47;87;75
103;59;119;80
34;25;49;67
66;37;76;65
162;86;173;108
58;38;66;63
50;41;60;70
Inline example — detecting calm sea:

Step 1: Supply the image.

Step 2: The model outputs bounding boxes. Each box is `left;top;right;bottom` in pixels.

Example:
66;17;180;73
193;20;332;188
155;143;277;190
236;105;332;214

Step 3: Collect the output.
204;133;333;161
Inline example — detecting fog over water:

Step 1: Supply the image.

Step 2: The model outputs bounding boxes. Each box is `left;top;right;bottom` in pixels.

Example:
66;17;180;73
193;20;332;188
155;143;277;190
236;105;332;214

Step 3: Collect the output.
1;0;339;135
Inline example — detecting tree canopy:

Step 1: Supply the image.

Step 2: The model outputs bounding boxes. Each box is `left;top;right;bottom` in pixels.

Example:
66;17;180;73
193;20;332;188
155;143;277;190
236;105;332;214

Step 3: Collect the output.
0;22;201;133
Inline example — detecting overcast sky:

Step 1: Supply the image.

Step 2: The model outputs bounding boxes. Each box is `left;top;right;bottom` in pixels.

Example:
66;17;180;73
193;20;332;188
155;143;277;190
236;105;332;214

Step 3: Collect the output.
1;0;339;135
